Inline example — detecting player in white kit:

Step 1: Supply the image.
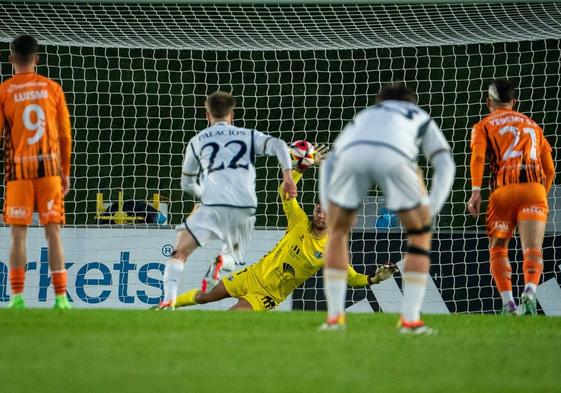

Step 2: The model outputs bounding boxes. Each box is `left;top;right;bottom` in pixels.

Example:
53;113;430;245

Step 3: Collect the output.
319;85;455;333
159;91;297;309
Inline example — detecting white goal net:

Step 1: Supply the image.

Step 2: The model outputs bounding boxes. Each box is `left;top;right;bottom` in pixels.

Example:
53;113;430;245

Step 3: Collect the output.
0;1;560;313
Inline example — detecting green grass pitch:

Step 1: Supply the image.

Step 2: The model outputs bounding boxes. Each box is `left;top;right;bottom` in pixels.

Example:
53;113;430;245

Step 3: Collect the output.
1;310;560;393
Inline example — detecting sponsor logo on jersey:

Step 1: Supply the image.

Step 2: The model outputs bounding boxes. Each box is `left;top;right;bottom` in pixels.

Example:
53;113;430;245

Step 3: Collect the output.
521;207;546;216
8;207;30;218
282;263;296;276
314;251;323;259
493;221;511;232
261;296;277;310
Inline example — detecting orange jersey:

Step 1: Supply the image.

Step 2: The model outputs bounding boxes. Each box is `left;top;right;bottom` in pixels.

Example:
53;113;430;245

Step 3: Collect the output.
0;72;71;181
471;108;552;192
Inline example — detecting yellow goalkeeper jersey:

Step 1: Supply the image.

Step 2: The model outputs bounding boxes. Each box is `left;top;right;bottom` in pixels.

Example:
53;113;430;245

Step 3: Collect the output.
248;171;369;304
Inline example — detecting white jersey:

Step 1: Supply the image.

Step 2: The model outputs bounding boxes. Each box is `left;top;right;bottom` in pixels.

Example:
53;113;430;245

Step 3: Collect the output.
334;100;449;162
182;122;283;208
322;99;455;215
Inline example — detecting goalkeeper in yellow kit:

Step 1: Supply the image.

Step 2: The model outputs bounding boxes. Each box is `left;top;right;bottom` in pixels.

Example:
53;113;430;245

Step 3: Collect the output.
174;145;398;311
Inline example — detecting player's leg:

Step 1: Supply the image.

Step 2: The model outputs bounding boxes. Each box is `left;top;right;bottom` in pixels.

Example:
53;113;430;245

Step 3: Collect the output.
380;158;434;333
397;204;434;333
36;176;70;309
175;281;232;308
229;298;254;311
486;185;518;314
4;179;34;309
320;149;371;330
489;237;516;314
201;208;254;292
8;225;28;309
517;220;545;315
160;229;199;309
322;203;356;329
45;224;70;309
201;251;237;293
516;185;548;315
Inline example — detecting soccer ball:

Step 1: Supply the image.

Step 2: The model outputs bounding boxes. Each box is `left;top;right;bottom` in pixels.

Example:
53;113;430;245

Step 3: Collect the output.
290;140;315;170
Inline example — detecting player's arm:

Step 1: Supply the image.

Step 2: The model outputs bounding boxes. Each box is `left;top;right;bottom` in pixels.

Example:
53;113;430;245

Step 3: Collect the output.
57;86;72;197
421;120;456;216
467;123;487;217
180;140;202;198
346;263;398;287
541;136;555;193
279;170;307;227
253;130;297;199
280;144;329;227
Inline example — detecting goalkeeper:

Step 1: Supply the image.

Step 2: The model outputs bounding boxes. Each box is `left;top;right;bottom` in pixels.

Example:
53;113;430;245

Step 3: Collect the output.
174;145;398;311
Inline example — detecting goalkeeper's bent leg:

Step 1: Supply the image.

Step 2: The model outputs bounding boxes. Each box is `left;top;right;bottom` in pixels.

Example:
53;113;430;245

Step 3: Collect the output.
176;281;232;308
175;288;200;307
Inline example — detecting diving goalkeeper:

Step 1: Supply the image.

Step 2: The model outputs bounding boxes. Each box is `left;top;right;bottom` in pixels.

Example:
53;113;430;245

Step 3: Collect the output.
174;145;398;311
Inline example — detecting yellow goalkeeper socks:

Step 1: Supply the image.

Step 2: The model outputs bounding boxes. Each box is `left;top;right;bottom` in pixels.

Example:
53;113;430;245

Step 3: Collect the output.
175;289;201;308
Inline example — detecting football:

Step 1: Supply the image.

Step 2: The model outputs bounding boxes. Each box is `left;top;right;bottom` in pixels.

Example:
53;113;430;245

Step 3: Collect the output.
289;140;315;170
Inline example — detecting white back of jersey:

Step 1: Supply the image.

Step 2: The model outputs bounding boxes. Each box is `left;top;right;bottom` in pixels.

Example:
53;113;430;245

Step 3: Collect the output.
334;100;448;162
186;122;269;208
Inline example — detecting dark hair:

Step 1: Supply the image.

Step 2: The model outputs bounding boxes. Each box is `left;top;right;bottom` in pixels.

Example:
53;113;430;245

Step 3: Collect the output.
488;79;515;103
376;84;417;104
206;91;236;118
10;35;39;63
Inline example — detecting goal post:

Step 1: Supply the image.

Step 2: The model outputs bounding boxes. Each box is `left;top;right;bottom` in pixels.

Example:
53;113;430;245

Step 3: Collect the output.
0;0;560;313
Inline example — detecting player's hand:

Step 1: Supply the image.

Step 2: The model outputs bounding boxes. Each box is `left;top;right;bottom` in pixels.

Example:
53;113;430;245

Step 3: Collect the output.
61;175;70;197
312;144;330;165
369;263;398;285
467;190;481;218
282;169;298;199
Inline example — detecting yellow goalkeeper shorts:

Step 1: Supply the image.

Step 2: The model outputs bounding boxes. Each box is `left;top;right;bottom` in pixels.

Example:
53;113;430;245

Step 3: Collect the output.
223;267;279;311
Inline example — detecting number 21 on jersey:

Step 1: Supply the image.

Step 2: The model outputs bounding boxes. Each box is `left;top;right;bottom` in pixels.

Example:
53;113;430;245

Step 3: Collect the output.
499;125;537;161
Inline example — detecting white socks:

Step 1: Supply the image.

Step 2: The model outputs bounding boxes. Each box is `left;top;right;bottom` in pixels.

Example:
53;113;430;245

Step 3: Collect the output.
324;268;348;319
401;271;428;323
500;290;515;305
163;258;184;303
524;282;537;294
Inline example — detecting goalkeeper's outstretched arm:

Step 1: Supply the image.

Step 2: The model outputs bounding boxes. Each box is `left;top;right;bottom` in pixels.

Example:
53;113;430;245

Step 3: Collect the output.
253;131;296;199
346;263;399;287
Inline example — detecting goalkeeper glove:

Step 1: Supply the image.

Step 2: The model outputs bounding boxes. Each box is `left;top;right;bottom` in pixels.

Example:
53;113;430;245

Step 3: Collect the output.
368;263;399;285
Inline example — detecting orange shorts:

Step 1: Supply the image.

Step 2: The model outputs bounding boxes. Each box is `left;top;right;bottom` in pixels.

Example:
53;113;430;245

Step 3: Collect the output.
486;183;548;239
3;176;65;225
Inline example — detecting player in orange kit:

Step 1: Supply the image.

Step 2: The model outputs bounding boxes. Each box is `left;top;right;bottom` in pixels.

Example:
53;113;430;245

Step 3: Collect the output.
467;79;555;315
0;35;72;309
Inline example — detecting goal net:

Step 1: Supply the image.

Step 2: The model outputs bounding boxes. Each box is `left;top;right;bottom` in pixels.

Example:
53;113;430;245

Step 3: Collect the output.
0;1;560;313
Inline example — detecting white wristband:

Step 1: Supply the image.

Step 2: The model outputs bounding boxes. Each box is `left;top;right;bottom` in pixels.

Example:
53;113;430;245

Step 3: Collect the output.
471;186;481;191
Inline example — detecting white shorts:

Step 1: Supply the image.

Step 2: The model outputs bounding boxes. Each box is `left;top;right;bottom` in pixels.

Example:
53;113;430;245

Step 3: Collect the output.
328;144;429;212
175;205;256;263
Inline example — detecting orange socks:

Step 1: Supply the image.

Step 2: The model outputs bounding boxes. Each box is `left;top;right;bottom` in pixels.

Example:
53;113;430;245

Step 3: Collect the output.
490;246;511;292
9;266;25;295
523;248;543;287
51;270;68;296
